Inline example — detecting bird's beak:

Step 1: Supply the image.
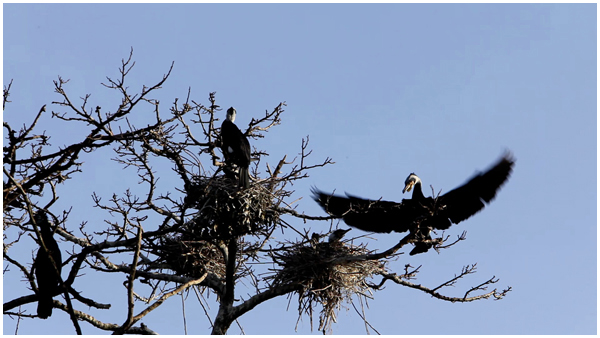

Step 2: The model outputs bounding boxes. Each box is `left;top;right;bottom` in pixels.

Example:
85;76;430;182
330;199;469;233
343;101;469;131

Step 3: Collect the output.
403;181;414;194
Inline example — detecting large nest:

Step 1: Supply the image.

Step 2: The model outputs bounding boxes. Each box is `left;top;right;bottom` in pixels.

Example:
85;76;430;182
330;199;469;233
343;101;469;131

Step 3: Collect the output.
269;239;385;333
183;174;279;240
156;173;278;279
158;236;225;279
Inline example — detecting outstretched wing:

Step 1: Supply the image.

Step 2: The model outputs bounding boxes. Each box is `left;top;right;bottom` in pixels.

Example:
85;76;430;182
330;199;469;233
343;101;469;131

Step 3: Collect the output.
436;152;515;227
311;188;413;234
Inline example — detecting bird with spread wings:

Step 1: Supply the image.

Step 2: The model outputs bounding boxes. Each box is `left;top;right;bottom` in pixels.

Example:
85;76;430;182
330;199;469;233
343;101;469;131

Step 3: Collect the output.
312;153;515;255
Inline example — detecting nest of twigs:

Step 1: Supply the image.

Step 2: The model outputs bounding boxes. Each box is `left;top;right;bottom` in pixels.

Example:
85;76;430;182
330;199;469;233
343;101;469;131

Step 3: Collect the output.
157;173;278;279
158;235;226;279
183;174;279;240
269;239;385;333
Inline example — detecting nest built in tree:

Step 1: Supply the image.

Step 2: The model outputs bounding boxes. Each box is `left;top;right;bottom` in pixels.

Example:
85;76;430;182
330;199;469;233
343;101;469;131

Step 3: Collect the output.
269;239;385;333
184;173;279;239
159;237;226;279
158;173;279;279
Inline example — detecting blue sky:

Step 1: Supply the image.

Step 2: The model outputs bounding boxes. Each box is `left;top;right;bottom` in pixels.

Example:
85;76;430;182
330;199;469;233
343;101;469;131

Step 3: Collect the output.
3;3;596;335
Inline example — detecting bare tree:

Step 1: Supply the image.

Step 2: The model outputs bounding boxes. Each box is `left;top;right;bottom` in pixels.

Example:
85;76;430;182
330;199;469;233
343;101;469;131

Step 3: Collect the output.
3;50;511;335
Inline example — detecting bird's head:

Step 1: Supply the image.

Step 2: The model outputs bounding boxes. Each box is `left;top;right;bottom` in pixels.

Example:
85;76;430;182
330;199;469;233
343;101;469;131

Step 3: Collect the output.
33;211;49;226
403;173;421;194
31;211;54;232
226;107;237;123
328;228;351;242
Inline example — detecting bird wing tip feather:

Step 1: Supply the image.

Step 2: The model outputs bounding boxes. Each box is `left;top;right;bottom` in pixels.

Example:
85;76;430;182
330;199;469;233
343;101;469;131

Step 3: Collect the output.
500;149;516;165
309;186;322;200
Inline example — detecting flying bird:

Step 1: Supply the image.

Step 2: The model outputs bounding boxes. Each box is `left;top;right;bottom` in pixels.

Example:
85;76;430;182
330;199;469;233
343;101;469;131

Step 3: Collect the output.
312;152;515;255
220;107;251;189
32;211;62;319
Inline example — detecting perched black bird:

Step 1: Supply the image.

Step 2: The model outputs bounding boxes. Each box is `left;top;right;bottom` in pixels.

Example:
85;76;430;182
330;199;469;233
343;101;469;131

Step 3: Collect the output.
32;211;62;319
311;232;324;242
312;153;515;255
220;107;251;189
328;228;351;243
310;232;324;247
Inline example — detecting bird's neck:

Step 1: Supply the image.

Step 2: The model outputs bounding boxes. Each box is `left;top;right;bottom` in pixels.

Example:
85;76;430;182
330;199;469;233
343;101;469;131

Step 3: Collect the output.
39;226;54;239
412;181;425;200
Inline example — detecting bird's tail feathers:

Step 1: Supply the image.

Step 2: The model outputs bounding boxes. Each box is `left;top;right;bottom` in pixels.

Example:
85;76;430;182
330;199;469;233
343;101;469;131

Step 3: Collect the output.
409;242;432;256
37;296;53;319
239;167;250;190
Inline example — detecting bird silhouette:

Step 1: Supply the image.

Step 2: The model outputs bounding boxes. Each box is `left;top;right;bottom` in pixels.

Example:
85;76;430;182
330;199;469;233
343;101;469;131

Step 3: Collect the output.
32;211;62;319
313;153;515;254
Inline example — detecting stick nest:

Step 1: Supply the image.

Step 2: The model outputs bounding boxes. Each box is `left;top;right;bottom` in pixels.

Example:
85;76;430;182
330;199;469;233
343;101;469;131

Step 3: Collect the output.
159;236;225;279
269;239;385;333
183;174;279;240
157;174;279;279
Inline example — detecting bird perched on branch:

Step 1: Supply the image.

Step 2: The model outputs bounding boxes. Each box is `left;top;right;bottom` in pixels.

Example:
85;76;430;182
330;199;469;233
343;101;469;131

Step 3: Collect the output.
312;152;515;255
220;107;251;189
32;211;62;319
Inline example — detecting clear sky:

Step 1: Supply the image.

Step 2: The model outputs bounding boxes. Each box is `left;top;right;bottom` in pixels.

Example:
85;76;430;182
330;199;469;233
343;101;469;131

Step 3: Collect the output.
3;3;596;335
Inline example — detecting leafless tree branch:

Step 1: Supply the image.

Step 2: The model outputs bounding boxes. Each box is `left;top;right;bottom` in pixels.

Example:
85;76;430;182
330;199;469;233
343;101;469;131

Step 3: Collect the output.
3;51;510;335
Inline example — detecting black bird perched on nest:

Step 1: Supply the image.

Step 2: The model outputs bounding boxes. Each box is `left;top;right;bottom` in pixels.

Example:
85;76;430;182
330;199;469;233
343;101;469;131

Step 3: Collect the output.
328;228;351;243
220;107;251;190
32;211;62;319
312;152;515;255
